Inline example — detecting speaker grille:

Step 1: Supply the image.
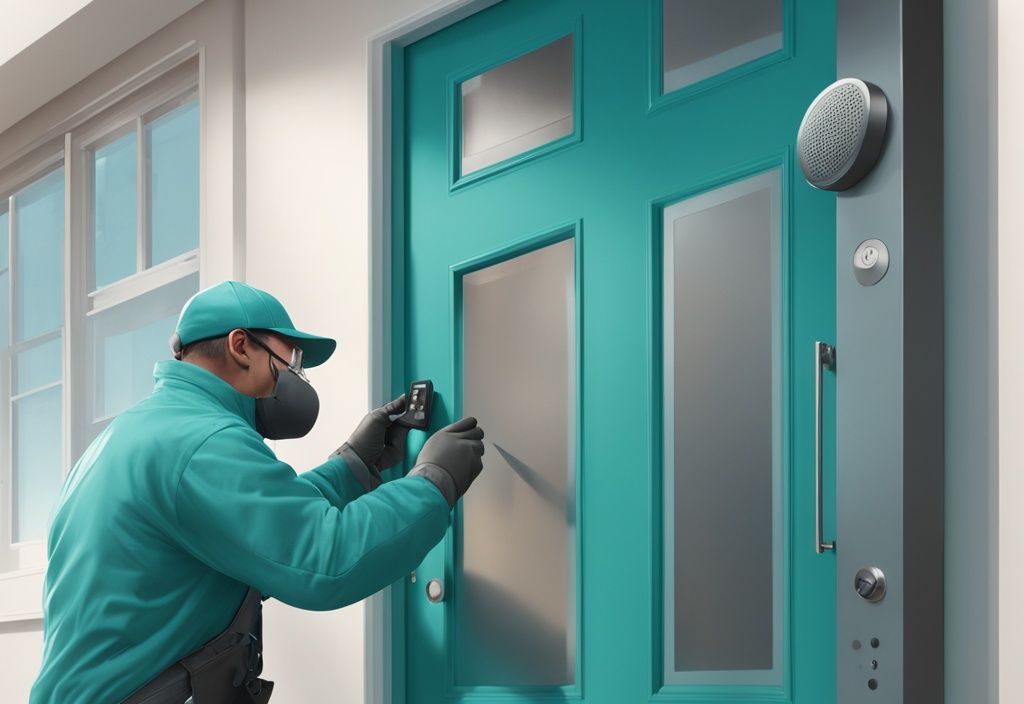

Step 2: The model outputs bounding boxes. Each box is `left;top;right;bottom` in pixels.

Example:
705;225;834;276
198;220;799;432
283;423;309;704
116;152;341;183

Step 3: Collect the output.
798;77;888;191
801;82;868;183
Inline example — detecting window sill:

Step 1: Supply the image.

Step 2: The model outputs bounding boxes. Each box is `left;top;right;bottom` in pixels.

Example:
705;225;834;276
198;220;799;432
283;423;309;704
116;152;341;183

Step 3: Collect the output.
88;249;199;315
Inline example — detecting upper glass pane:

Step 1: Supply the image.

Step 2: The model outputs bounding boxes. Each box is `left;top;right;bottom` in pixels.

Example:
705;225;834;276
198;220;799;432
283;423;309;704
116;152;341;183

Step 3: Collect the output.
0;206;8;271
1;207;9;350
14;336;62;395
92;273;198;421
13;385;63;543
14;167;64;342
662;0;783;94
457;238;576;687
92;131;138;289
663;171;783;685
147;99;199;266
461;35;573;176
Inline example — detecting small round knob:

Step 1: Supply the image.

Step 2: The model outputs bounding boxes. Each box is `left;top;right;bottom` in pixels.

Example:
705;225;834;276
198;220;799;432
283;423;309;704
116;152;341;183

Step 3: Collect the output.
426;578;444;603
854;567;886;602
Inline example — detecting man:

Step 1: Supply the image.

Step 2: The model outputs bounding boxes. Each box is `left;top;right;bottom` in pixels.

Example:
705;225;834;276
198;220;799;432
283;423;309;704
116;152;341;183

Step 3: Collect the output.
30;281;485;703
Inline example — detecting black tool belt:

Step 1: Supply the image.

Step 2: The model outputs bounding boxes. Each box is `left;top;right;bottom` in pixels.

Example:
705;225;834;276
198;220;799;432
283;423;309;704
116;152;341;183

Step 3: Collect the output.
121;587;274;704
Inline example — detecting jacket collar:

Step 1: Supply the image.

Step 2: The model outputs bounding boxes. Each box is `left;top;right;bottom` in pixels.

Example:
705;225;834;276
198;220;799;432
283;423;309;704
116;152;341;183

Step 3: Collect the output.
153;359;258;430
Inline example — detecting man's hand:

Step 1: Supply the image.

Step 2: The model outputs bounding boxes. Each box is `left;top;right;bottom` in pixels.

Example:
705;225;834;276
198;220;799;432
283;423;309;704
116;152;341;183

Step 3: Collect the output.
342;394;410;472
407;417;485;508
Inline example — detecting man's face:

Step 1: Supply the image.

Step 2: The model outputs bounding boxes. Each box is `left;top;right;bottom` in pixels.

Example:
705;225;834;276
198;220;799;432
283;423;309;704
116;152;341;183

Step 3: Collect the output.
246;331;300;397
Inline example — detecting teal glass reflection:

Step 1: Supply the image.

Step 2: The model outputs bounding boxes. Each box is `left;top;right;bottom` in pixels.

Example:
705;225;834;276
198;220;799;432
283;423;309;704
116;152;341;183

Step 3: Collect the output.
0;208;7;270
147;100;199;266
14;168;64;342
93;132;138;288
13;385;63;543
14;336;62;395
1;208;8;349
91;273;197;421
97;312;178;419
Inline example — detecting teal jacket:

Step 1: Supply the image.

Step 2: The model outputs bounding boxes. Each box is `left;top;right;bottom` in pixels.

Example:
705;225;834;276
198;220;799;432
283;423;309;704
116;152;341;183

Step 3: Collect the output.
30;360;451;703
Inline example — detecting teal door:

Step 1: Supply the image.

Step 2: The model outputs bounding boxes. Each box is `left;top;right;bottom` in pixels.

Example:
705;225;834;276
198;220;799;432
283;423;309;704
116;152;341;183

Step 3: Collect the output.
393;1;837;702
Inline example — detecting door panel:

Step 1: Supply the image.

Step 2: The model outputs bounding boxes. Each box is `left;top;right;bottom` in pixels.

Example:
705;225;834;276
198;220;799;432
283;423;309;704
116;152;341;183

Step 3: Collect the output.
397;1;837;702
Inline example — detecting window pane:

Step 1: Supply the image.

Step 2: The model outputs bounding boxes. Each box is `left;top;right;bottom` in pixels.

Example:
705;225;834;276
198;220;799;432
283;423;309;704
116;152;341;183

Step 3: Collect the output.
147;100;199;266
0;207;7;271
663;171;782;684
92;273;198;420
14;168;64;342
13;385;63;543
662;0;783;94
93;131;138;288
458;238;576;686
461;35;573;176
96;313;177;419
14;336;62;395
1;207;8;350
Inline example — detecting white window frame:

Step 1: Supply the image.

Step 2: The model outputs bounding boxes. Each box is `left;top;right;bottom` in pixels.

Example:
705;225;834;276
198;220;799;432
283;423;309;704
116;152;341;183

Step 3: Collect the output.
71;56;200;445
0;147;68;600
0;51;201;621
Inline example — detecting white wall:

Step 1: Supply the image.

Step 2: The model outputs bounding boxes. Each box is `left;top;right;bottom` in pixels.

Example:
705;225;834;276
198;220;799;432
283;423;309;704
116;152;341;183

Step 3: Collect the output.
242;0;438;701
999;2;1024;703
0;0;93;65
0;0;206;134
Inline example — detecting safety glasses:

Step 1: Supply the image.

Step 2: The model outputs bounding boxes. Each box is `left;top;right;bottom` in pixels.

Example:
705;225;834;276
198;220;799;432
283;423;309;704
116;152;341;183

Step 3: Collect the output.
242;329;307;381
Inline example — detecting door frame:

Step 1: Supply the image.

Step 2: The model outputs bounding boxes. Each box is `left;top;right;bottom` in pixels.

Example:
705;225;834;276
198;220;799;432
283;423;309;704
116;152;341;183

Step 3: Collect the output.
365;2;944;703
366;6;502;704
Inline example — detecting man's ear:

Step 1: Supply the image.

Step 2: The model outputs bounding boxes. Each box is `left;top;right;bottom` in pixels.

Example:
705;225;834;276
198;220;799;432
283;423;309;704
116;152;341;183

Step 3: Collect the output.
226;329;251;369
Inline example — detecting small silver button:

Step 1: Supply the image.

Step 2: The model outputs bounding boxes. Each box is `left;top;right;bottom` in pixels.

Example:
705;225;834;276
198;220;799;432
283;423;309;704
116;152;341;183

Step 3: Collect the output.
426;578;444;603
853;239;889;286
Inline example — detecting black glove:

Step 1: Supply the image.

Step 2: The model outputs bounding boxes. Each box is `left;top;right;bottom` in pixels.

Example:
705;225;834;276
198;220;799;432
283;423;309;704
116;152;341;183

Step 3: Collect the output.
339;394;410;473
408;417;485;508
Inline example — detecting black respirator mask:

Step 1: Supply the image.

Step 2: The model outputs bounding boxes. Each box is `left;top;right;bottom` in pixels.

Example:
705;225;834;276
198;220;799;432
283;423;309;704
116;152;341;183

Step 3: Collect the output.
245;331;320;440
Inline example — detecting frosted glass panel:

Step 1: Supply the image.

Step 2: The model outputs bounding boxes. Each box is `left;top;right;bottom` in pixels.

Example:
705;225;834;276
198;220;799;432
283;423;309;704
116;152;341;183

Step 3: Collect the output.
93;131;138;288
1;208;8;350
14;336;62;395
458;238;576;686
461;35;573;175
13;385;63;543
92;273;197;420
14;168;64;342
663;171;782;684
662;0;783;93
147;100;199;265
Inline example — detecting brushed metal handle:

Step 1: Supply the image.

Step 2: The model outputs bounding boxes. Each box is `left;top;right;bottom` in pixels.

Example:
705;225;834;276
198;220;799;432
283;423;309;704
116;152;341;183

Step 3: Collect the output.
815;341;836;554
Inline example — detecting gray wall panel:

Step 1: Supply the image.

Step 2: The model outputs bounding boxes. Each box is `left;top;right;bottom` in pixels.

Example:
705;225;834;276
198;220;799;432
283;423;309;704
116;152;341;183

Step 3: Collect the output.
836;0;943;702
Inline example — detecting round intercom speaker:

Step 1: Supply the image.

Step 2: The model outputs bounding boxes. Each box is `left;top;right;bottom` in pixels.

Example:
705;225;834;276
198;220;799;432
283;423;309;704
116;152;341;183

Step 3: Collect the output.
797;78;888;191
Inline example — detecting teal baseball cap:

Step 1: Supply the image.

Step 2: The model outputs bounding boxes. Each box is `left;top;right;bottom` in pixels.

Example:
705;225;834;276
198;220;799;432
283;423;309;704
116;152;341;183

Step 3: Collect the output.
170;281;337;368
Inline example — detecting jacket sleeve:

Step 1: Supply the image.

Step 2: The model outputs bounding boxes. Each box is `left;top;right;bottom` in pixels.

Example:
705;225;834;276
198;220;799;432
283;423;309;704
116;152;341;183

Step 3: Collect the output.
173;424;451;610
297;447;375;508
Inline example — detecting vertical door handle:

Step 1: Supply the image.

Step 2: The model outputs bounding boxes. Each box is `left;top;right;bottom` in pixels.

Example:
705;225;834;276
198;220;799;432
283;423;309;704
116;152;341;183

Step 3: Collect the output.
815;341;836;554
